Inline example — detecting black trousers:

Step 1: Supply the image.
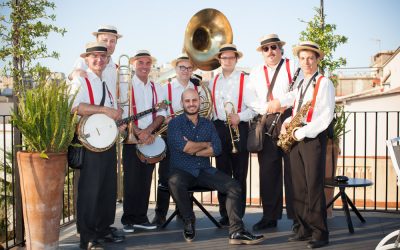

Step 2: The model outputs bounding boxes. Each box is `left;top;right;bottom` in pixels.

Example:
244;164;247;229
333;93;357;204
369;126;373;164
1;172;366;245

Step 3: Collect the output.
214;120;249;219
154;137;171;218
77;145;117;245
290;131;329;241
121;144;155;225
257;135;295;220
168;168;244;234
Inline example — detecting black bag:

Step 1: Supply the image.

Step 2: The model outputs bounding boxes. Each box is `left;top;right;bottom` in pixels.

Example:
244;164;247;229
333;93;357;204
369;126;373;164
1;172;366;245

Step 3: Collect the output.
67;134;85;169
247;115;267;153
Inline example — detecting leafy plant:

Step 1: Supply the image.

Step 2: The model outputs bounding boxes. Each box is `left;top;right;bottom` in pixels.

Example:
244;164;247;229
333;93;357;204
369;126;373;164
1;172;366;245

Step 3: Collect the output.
11;80;78;158
333;104;350;143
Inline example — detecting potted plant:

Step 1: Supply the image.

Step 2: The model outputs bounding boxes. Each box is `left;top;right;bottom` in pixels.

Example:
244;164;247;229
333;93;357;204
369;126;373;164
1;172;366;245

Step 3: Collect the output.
325;104;349;218
11;80;77;250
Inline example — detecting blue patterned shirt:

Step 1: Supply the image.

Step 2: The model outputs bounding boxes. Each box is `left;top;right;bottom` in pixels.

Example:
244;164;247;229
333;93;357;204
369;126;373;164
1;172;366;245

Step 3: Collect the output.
167;114;222;177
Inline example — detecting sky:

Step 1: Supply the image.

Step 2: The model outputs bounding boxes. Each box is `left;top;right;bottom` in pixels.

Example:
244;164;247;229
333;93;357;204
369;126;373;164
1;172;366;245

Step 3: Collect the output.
2;0;400;75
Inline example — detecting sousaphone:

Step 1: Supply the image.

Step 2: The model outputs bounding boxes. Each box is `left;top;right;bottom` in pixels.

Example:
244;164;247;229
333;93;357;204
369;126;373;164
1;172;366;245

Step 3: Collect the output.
184;8;233;71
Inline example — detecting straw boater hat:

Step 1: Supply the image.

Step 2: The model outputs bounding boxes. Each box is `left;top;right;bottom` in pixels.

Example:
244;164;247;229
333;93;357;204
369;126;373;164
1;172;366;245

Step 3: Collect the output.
256;34;286;52
215;44;243;59
80;42;108;58
92;25;123;39
171;53;197;70
129;50;157;64
292;41;325;59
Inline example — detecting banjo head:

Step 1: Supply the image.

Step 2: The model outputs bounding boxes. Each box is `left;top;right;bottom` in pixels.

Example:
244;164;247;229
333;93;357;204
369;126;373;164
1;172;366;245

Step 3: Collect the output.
81;114;118;151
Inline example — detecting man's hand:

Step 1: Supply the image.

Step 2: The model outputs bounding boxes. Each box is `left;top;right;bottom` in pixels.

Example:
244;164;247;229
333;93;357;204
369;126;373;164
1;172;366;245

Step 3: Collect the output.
164;116;172;124
103;107;123;120
267;99;281;113
281;122;289;135
136;127;154;145
228;113;240;127
70;69;88;80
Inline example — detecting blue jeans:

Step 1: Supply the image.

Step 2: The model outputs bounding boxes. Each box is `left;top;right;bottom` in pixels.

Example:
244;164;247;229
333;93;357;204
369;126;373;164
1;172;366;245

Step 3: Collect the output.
168;168;244;234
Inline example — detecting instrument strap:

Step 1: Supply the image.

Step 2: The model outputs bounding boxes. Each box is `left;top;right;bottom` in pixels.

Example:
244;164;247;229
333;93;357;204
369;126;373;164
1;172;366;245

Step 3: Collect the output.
167;82;175;117
294;71;319;113
212;74;219;118
150;82;158;121
104;82;114;107
99;81;106;107
285;58;292;84
264;58;284;101
306;75;323;122
84;78;95;105
131;84;138;126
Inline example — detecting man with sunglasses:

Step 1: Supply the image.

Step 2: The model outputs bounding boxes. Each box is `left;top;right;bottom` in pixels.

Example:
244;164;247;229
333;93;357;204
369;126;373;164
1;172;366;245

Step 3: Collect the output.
151;54;200;227
247;34;299;232
209;44;257;227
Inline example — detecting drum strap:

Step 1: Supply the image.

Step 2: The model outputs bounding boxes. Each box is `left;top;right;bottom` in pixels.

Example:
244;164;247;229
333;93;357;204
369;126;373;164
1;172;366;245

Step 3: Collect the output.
167;82;175;117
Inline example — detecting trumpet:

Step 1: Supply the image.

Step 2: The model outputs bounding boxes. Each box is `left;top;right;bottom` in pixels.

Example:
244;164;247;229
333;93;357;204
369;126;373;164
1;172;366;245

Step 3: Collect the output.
224;101;240;154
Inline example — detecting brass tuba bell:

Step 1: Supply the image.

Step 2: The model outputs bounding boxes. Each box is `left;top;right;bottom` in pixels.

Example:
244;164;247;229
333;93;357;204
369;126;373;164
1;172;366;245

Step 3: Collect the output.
184;8;233;71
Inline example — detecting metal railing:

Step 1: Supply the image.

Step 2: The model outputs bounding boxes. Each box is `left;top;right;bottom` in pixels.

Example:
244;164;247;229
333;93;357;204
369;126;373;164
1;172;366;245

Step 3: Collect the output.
1;111;400;249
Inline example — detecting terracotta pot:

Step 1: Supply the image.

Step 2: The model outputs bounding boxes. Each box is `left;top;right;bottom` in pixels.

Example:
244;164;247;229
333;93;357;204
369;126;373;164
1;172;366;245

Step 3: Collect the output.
17;151;67;250
325;139;340;218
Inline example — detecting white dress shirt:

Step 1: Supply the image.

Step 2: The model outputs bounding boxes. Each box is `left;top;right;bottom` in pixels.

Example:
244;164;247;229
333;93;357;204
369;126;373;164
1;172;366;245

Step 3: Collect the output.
72;57;117;87
126;75;166;129
248;58;299;115
69;69;117;110
161;78;199;116
208;70;257;122
284;72;335;140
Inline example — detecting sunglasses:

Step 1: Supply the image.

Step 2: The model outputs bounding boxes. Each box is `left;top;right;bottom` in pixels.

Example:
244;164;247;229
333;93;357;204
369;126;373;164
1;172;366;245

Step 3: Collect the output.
262;45;278;52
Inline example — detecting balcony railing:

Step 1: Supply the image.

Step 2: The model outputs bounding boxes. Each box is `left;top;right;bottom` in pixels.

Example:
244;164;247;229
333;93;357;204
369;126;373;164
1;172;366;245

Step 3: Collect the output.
1;110;400;249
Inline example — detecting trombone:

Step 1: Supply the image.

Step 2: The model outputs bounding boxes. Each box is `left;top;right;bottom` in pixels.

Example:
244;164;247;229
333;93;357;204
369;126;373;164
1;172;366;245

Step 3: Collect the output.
224;101;240;154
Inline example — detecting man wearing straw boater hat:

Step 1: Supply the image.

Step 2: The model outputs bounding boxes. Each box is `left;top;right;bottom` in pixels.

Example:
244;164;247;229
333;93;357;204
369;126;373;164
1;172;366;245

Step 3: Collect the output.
69;42;126;250
151;53;200;227
120;50;166;233
68;25;122;81
280;41;334;249
209;44;257;226
247;34;298;231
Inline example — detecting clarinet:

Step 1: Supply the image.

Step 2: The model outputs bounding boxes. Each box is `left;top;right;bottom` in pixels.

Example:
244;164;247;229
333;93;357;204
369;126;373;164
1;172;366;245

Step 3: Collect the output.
266;67;301;137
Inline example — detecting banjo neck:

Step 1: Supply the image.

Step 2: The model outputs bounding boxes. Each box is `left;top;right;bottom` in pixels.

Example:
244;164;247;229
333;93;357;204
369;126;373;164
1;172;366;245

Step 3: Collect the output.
115;100;169;126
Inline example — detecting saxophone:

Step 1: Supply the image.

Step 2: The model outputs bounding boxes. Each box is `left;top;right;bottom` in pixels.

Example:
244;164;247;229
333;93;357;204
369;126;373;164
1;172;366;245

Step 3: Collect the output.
277;101;311;153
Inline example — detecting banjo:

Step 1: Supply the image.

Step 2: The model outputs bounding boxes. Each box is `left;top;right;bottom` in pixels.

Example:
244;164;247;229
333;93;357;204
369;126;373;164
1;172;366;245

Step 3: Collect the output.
77;101;169;152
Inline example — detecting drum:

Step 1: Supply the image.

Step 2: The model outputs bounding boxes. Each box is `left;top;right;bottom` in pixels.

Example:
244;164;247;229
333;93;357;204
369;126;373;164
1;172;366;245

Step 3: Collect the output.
136;136;166;164
77;114;118;152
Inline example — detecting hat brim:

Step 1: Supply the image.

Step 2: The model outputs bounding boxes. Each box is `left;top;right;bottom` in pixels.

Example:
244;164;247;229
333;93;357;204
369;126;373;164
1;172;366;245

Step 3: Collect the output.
292;46;325;59
92;31;123;39
171;58;197;71
215;50;243;60
80;51;108;58
129;55;157;65
256;41;286;52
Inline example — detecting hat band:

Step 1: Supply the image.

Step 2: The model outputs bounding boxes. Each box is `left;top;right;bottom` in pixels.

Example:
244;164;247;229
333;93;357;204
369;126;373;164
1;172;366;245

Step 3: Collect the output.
177;56;190;60
301;44;320;50
260;37;281;46
135;52;151;57
86;46;107;53
219;47;238;53
97;28;118;34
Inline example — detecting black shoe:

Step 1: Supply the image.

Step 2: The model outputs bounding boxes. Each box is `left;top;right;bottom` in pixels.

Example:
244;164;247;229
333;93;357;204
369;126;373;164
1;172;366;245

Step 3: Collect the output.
99;229;125;243
291;221;300;234
229;230;265;245
252;219;277;230
218;217;229;227
80;240;104;250
288;234;312;242
151;215;166;227
133;221;157;230
183;219;195;242
307;239;329;248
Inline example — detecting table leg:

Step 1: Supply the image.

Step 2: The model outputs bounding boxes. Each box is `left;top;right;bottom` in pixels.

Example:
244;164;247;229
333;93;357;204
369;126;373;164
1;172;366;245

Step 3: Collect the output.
340;187;354;233
346;194;366;223
327;192;341;208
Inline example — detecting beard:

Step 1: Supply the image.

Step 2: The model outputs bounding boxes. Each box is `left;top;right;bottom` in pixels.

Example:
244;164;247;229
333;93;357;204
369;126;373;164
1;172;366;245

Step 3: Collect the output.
183;105;200;115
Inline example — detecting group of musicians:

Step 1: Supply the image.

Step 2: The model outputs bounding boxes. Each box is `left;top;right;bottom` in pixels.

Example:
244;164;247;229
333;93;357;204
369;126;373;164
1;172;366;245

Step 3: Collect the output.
68;25;335;250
